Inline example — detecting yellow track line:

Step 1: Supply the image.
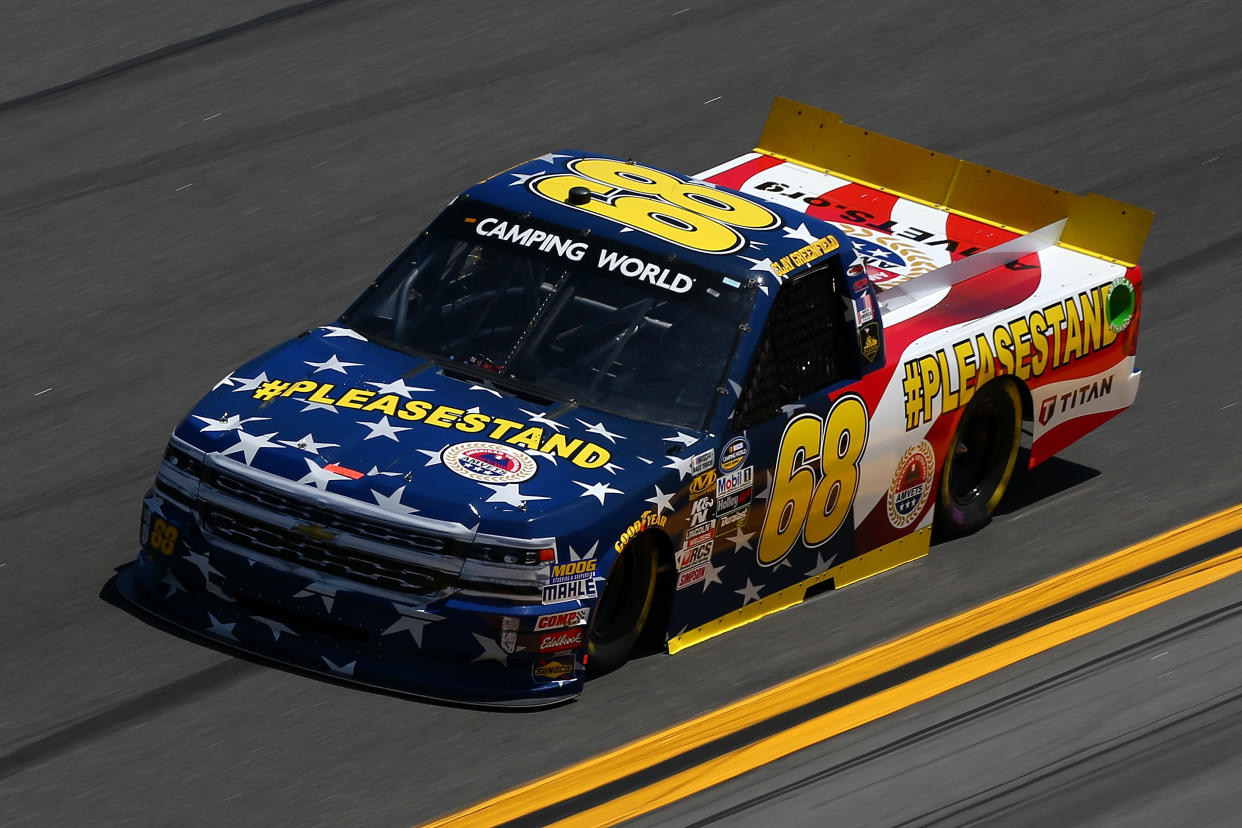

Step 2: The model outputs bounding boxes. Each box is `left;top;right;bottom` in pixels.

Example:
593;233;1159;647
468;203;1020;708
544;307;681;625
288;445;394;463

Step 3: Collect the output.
422;504;1242;828
552;544;1242;826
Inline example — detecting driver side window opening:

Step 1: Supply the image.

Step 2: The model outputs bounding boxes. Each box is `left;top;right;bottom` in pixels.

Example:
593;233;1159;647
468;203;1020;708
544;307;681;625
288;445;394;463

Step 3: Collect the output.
733;260;860;431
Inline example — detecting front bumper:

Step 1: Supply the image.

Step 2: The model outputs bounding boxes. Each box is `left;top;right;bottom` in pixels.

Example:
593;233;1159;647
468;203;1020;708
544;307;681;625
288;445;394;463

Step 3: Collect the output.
123;490;584;707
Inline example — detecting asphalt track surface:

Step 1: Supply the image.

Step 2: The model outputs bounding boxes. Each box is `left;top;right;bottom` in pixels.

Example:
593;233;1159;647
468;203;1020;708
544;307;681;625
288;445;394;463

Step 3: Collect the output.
2;1;1240;825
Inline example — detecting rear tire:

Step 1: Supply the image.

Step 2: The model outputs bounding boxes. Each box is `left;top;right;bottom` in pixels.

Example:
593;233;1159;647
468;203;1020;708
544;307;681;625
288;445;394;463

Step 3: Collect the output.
934;380;1022;539
587;536;658;675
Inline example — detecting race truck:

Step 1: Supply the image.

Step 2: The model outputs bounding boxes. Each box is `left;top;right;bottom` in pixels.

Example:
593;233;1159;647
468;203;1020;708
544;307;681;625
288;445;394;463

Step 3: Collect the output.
121;98;1151;706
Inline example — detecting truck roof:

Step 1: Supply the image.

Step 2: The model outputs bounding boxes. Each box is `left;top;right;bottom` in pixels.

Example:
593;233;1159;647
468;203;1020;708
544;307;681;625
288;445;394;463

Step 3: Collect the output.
460;150;857;289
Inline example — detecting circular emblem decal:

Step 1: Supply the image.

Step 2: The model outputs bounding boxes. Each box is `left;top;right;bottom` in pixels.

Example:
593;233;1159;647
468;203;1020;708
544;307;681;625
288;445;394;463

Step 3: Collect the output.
887;441;935;529
843;225;939;289
441;441;537;484
719;436;750;473
1106;275;1136;333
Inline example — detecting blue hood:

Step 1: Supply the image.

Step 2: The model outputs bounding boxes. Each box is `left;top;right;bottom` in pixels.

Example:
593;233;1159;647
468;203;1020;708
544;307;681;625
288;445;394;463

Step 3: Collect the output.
174;326;697;539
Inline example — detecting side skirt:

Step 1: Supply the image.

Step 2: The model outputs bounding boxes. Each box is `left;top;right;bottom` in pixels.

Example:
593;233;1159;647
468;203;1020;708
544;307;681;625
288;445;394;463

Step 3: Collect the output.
667;527;932;654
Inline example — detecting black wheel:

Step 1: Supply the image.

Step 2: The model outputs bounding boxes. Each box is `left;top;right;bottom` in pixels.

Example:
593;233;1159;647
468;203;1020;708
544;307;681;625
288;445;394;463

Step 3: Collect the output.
587;536;658;674
934;380;1022;539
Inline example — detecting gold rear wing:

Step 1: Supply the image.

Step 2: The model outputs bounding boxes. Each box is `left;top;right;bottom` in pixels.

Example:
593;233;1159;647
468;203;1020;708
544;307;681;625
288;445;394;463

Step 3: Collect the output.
756;97;1153;268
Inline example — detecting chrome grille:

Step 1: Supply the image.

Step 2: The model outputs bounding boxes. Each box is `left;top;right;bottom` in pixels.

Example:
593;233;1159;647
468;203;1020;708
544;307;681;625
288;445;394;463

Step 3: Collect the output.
205;505;451;595
209;470;452;556
200;469;463;595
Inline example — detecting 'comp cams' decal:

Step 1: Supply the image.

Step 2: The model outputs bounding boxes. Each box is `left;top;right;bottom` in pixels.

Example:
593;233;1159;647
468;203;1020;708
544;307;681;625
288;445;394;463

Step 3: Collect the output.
441;442;538;484
534;608;590;630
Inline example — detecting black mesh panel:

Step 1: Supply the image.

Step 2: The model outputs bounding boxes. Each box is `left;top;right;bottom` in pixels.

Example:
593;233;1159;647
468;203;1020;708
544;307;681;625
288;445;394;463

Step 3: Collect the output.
734;265;854;429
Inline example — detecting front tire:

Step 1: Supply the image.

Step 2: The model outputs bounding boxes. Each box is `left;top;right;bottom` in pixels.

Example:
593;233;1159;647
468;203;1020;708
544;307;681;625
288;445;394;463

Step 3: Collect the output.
934;380;1023;539
587;536;658;675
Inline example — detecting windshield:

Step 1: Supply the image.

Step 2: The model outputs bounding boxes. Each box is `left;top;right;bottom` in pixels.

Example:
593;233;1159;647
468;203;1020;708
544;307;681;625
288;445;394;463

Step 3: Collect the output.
343;205;756;429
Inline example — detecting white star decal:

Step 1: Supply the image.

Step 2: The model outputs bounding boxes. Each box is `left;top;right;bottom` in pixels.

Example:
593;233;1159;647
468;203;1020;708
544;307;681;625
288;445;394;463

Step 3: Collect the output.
664;454;696;481
536;152;571;164
780;403;806;417
604;462;626;476
294;586;336;613
218;431;283;466
299;400;338;414
160;569;184;598
204;581;233;603
575;480;623;504
735;578;763;605
143;492;167;520
194;414;269;433
472;632;510;665
184;549;222;580
738;255;777;274
416;449;442;467
636;456;653;465
383;611;443;646
748;239;767;248
576;419;625;444
569;542;599;562
468;383;503;398
663;431;699;447
304;354;362;375
508;170;543;186
251;616;297;641
359;415;411;442
755;470;773;502
645;484;675;515
519;408;568;432
321;657;355;676
702;560;726;591
728;379;742;397
528;449;559;466
297;457;349;490
727;526;756;553
279;433;338;454
366;378;431;398
228;372;268;393
783;222;821;244
481;483;550;508
205;613;238;641
319;325;367;341
366;466;403;477
805;551;835;577
371;485;418;515
212;374;235;391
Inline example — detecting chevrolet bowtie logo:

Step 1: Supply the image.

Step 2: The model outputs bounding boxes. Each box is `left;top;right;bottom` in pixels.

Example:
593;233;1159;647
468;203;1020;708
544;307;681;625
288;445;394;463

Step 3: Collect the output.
294;523;337;542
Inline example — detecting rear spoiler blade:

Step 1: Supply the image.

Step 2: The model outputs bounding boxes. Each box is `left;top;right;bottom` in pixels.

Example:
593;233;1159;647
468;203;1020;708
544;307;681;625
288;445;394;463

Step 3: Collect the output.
878;219;1065;312
755;97;1153;268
